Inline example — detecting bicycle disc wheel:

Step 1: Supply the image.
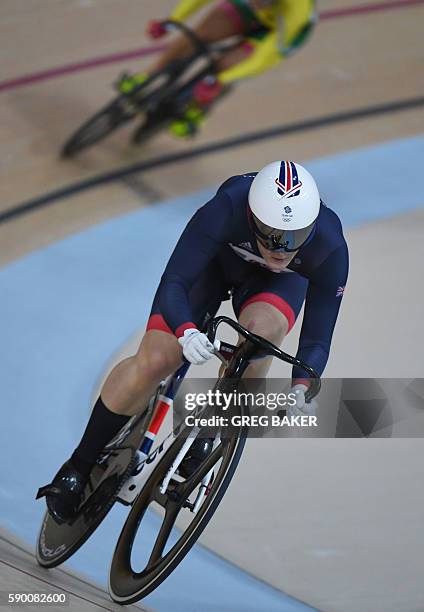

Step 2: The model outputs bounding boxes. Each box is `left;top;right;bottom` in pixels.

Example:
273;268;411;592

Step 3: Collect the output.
36;447;136;568
36;407;152;568
61;96;135;158
108;425;246;604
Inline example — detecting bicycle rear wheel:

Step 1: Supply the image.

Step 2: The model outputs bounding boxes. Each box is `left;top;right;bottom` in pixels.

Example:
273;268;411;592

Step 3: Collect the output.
62;94;140;158
108;422;246;604
36;407;151;568
36;446;136;568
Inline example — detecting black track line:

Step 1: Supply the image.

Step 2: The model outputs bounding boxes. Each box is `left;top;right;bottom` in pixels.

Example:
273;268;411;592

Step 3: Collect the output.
1;95;423;225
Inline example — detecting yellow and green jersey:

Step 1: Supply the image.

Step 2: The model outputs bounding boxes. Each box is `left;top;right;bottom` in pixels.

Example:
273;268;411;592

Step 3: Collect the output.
170;0;317;83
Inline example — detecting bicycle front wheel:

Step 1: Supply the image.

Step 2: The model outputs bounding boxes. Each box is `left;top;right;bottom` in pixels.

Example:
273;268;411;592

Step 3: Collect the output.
61;96;136;157
108;424;246;604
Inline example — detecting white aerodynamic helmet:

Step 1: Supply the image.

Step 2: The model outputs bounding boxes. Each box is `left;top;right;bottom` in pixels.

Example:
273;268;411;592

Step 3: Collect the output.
248;160;320;252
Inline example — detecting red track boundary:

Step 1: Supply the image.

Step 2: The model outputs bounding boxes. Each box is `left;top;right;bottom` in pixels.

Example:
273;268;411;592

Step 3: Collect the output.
1;0;423;94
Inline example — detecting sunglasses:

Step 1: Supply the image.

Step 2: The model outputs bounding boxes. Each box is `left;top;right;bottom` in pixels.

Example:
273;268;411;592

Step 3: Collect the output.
251;215;315;253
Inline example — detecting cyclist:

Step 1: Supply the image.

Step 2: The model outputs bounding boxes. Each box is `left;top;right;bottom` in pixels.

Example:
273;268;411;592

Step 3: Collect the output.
118;0;317;137
37;160;348;523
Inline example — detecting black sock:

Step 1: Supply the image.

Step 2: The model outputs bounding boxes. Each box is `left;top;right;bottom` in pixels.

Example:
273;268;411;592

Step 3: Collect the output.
70;396;131;477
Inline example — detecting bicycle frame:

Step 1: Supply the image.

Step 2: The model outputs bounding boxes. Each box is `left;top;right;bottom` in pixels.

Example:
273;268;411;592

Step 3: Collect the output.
117;360;190;505
116;345;234;506
116;316;320;506
130;20;239;117
127;20;217;111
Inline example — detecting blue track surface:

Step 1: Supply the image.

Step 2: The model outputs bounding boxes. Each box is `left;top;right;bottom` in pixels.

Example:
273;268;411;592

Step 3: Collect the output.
1;135;423;611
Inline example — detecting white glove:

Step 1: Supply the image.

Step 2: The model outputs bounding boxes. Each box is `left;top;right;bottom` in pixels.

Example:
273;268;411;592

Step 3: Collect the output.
178;329;220;365
287;384;317;418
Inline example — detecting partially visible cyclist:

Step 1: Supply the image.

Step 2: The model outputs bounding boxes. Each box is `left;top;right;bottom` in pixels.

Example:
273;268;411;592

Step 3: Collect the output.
118;0;317;137
37;160;348;524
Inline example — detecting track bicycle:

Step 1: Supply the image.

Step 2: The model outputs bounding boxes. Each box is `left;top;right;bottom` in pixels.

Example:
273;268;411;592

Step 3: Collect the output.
61;20;235;157
36;315;320;604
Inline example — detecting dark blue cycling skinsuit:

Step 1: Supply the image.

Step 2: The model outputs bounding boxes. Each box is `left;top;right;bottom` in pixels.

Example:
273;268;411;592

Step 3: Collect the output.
147;173;349;381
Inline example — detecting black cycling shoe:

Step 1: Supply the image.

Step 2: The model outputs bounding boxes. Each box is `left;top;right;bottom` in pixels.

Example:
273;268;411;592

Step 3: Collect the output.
178;437;214;478
36;461;88;525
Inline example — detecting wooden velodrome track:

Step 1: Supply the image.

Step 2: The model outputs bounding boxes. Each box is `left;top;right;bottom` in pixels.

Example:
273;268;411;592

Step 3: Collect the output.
1;1;424;611
0;0;423;263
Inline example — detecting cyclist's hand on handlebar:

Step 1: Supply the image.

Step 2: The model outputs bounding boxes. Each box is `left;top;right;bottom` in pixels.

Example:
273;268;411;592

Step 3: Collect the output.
147;20;168;39
178;329;220;365
288;383;317;418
